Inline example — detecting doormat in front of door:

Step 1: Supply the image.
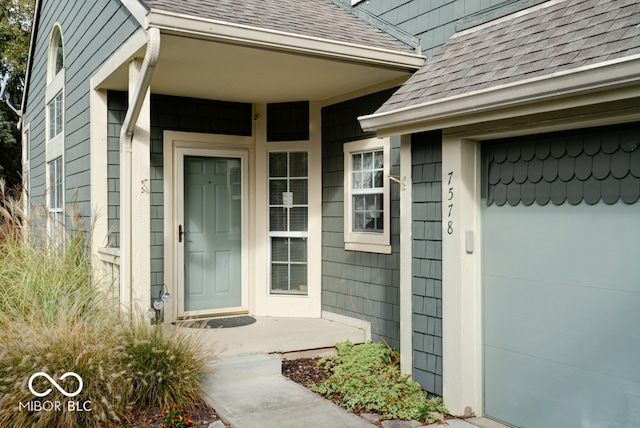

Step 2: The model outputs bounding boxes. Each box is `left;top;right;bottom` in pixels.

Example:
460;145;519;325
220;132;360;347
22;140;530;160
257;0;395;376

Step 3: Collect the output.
177;316;256;329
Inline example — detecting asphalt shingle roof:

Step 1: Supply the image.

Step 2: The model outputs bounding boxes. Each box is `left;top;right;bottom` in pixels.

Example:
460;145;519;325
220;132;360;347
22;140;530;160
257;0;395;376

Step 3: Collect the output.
376;0;640;114
139;0;414;53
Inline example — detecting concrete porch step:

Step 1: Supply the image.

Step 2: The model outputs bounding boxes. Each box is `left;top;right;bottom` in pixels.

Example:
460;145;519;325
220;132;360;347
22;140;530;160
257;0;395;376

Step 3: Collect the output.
209;353;282;382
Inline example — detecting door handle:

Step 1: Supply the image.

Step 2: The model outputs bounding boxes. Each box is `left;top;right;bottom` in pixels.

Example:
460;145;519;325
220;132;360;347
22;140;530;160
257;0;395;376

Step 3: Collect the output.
179;225;184;243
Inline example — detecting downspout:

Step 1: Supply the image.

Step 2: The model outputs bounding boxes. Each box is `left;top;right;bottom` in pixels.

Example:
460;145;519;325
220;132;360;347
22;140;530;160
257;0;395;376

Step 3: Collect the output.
120;27;160;315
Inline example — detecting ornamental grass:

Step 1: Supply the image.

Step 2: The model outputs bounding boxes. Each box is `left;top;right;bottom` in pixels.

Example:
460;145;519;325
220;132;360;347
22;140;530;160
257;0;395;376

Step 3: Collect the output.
0;184;211;427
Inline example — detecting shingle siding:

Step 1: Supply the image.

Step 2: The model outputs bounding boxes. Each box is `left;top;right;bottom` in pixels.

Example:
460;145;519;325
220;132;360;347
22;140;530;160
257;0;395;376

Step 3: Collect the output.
107;91;127;248
484;122;640;207
321;89;402;349
411;130;443;395
22;0;139;229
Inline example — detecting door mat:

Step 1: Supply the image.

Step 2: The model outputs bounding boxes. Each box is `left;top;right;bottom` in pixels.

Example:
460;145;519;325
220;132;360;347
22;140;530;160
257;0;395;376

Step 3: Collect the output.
177;316;256;329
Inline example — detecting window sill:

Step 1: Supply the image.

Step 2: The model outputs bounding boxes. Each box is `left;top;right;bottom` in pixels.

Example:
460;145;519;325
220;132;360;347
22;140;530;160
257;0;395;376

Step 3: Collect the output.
345;241;392;254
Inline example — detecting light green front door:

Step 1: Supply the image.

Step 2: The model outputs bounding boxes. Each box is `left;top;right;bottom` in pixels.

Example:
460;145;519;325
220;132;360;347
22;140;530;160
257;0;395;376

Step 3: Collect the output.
183;155;243;313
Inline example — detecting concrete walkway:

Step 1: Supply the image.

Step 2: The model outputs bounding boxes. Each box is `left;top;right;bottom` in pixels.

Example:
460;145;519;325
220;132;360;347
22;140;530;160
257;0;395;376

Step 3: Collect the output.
205;353;375;428
184;316;506;428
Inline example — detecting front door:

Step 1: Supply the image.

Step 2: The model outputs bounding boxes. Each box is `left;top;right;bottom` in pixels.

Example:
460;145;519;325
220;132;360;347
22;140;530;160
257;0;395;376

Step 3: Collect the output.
177;148;247;316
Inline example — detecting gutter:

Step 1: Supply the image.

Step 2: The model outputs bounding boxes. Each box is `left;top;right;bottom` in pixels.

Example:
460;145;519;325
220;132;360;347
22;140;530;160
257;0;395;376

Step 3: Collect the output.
119;27;160;314
359;54;640;136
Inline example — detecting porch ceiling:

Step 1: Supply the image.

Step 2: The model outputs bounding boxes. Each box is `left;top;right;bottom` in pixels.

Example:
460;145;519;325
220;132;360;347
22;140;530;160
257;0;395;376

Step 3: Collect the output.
99;33;418;103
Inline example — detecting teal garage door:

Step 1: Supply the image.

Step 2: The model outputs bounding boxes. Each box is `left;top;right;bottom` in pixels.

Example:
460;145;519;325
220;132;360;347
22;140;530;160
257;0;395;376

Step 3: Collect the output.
482;123;640;428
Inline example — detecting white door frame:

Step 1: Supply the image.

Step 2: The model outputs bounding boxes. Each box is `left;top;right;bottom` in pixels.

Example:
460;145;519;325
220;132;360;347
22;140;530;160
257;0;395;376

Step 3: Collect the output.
163;131;253;322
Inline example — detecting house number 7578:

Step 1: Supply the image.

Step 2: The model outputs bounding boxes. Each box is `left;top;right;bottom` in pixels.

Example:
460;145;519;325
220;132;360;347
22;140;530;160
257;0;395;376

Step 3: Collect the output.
447;171;453;235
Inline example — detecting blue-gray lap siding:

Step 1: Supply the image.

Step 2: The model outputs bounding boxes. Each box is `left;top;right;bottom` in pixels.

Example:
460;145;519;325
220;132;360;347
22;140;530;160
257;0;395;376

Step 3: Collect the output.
321;89;402;350
411;131;443;395
23;0;140;229
354;0;545;58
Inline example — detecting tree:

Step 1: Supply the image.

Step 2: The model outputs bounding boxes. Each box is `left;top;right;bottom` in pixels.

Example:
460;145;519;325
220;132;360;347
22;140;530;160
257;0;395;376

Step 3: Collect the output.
0;0;34;193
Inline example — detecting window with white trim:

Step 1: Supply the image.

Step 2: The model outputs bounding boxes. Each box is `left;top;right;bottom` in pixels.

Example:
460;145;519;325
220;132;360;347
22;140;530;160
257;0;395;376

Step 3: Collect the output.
269;151;308;295
344;137;391;254
48;91;63;140
48;157;63;237
22;126;30;199
46;25;65;237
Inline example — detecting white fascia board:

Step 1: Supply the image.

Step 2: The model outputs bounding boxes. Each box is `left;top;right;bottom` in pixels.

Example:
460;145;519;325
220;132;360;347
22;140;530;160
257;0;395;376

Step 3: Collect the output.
119;0;148;26
90;30;148;89
20;0;42;122
359;54;640;135
145;10;425;70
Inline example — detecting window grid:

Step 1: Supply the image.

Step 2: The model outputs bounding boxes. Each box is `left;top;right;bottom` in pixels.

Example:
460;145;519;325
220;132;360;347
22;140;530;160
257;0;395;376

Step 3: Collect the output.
48;157;63;237
268;152;308;295
351;149;384;233
48;92;63;140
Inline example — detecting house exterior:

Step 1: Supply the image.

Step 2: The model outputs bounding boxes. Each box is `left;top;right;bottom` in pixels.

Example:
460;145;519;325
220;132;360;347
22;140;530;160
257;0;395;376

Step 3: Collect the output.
21;0;640;426
358;0;640;427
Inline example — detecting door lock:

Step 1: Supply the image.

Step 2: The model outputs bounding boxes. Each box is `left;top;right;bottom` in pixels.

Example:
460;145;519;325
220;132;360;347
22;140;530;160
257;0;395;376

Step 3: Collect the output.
178;224;185;243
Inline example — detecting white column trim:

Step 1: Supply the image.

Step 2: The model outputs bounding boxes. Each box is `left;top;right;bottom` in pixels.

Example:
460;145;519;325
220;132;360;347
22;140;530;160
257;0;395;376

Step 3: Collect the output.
129;59;151;316
399;134;413;376
441;136;482;416
90;89;110;259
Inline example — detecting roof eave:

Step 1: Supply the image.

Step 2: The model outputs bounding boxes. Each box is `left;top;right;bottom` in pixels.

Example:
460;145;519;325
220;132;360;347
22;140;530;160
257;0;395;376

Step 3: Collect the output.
359;55;640;137
145;9;425;71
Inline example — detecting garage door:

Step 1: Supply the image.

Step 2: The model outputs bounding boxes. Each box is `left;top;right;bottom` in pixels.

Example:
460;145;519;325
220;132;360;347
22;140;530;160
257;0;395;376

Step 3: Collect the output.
482;123;640;428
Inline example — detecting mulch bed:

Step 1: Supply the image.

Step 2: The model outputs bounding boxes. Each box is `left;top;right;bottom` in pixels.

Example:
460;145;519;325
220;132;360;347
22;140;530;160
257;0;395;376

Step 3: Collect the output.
125;402;228;427
282;357;328;387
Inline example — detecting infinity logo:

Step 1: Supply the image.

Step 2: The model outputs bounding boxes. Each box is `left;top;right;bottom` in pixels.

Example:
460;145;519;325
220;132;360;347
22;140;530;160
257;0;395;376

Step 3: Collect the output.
28;372;83;398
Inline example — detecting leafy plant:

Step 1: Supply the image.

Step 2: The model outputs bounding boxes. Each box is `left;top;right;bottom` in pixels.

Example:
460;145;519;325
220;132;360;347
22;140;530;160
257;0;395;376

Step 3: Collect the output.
312;341;448;423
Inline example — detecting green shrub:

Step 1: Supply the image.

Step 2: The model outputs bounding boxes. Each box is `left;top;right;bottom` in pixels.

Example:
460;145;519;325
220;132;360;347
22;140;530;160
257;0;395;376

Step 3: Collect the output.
312;341;448;423
0;192;211;427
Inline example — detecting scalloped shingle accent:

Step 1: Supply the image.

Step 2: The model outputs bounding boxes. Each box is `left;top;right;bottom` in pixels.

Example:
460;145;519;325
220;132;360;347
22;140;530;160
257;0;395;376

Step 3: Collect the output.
486;123;640;206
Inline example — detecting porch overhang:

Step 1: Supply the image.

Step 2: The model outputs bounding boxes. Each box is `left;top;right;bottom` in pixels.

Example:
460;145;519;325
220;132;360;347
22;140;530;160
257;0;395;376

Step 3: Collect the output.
94;9;425;103
359;55;640;138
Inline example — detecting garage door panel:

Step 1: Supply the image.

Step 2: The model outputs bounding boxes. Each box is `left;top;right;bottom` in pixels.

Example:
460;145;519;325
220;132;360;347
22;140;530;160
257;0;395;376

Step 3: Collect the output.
483;203;640;293
484;275;640;382
483;202;640;427
485;347;640;428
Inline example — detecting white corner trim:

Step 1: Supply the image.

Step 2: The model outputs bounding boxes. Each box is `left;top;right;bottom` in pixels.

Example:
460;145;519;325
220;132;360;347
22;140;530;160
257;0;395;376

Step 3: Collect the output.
119;0;148;26
322;311;372;341
146;10;424;70
359;54;640;135
441;137;482;416
91;30;148;90
399;134;412;377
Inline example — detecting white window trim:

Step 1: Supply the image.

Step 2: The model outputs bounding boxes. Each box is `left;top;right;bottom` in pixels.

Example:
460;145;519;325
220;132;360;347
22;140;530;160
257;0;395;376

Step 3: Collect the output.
47;157;64;237
343;137;391;254
268;150;309;295
46;25;64;161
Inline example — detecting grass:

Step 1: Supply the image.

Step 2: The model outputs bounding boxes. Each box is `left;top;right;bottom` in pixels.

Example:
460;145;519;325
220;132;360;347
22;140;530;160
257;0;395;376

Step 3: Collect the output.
312;341;448;424
0;187;211;427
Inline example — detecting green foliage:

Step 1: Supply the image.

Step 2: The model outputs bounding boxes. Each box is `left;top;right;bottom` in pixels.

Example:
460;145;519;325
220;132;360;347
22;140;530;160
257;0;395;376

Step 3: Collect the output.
312;341;448;423
0;194;211;427
0;0;34;100
0;0;34;191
